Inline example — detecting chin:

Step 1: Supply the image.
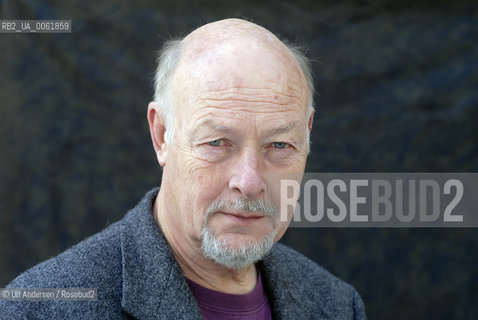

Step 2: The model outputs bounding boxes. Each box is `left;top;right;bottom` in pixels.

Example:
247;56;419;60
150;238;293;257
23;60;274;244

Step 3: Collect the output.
220;232;267;248
201;227;278;269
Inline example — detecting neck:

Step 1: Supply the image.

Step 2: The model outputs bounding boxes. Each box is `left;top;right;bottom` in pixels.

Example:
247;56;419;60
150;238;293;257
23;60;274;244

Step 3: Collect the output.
153;187;258;294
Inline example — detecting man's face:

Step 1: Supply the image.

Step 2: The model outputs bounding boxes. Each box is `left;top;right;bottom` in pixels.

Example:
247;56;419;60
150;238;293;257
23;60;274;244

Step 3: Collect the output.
161;38;310;267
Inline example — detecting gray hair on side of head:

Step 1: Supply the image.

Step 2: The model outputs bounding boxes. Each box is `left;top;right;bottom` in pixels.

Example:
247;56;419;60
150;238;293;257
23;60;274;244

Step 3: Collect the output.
153;39;183;143
284;42;315;152
153;38;315;148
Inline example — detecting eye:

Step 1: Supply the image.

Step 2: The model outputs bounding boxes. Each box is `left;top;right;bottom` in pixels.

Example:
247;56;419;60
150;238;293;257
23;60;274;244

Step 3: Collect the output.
207;139;224;147
272;142;289;149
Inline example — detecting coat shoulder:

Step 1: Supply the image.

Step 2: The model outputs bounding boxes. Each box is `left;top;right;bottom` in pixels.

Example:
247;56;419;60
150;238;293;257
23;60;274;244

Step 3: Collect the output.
7;221;123;291
1;221;125;319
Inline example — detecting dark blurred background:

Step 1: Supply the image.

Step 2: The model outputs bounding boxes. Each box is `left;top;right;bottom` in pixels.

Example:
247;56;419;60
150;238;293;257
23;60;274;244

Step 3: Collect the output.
1;0;477;319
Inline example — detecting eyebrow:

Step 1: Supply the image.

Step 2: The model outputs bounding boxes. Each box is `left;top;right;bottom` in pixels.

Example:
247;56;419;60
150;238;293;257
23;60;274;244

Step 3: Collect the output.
263;121;299;137
200;121;231;133
189;120;231;141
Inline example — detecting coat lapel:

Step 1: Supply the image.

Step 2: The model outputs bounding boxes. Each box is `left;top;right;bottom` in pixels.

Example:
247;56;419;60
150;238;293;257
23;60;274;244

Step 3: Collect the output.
259;248;305;320
119;188;202;320
259;244;330;320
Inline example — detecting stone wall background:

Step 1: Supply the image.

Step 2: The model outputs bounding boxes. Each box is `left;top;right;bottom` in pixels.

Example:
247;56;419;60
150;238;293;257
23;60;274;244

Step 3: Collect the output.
1;0;477;318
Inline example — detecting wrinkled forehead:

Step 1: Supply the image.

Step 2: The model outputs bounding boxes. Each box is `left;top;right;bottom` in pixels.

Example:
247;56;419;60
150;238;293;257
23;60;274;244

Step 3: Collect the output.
186;43;302;90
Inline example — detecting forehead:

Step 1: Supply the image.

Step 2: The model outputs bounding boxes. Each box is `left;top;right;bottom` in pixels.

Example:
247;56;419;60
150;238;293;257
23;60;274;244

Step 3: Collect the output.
173;38;309;122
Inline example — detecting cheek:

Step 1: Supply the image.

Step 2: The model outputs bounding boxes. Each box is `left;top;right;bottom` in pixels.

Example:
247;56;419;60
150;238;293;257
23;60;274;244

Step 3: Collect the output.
166;149;204;234
173;151;229;234
194;170;228;213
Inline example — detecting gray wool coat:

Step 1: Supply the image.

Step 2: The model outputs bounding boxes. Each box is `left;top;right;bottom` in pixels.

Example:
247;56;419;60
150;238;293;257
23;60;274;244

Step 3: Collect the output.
0;188;366;319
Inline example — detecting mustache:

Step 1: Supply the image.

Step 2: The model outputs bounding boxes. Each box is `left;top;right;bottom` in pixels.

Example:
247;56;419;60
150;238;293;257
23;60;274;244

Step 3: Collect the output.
205;198;278;218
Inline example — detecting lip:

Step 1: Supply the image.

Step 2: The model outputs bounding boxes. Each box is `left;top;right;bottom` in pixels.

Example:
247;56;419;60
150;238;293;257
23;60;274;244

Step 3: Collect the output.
219;211;265;224
221;210;265;218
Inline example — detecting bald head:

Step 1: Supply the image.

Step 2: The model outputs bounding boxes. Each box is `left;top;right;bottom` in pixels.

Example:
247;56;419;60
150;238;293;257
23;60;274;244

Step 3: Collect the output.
181;19;293;62
152;18;314;143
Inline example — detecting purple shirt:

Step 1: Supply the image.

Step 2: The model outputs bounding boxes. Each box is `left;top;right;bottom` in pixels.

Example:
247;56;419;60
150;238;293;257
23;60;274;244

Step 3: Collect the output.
186;269;273;320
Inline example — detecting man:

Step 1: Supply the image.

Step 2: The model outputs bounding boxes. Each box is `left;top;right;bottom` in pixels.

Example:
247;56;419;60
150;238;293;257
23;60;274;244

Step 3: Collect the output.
1;19;366;319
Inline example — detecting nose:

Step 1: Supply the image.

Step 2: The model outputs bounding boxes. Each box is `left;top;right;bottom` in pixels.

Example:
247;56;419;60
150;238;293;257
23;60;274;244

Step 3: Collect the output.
228;148;266;199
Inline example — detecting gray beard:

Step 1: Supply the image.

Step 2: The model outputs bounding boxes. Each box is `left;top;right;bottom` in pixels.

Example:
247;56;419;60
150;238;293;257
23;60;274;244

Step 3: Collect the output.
201;198;279;270
201;226;277;269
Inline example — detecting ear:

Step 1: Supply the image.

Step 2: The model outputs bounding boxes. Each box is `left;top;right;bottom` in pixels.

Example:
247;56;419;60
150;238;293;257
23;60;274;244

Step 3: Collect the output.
147;102;168;167
308;110;314;132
